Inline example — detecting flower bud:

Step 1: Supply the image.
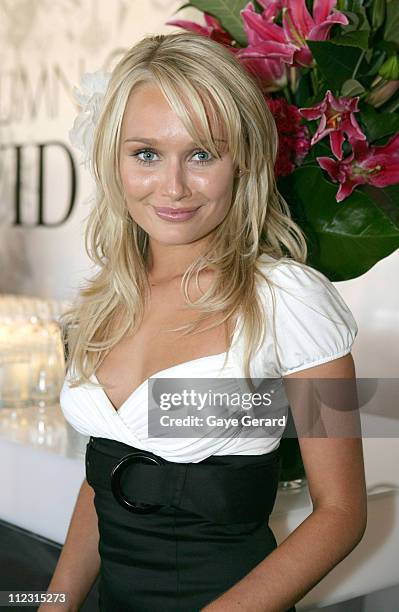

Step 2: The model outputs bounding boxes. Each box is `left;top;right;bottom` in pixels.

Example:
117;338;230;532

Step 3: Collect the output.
366;76;399;107
379;55;399;81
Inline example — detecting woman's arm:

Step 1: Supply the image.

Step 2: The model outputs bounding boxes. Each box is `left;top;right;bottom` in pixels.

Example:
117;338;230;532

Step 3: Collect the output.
201;353;367;612
39;478;101;611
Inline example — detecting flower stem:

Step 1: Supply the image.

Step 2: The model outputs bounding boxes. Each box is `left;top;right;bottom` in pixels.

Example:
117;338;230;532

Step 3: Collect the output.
310;67;319;97
283;85;293;104
351;49;366;80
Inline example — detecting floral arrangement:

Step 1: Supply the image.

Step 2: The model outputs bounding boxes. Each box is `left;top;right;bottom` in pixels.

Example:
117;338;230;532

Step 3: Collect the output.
166;0;399;281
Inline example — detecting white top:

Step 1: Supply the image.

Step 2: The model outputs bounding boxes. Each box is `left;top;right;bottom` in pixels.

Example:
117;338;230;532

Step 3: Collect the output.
60;255;358;463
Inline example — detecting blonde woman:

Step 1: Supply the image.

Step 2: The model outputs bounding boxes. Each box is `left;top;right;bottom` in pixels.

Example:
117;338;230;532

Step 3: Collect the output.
47;32;366;612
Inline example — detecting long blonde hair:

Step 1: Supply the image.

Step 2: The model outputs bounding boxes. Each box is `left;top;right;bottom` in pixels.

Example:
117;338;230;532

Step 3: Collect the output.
62;31;308;387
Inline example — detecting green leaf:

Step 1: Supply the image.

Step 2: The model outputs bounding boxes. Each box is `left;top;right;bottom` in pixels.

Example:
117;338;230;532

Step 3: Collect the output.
278;165;399;280
362;184;399;229
350;0;367;12
378;54;399;80
384;0;399;47
329;29;369;49
307;40;364;90
294;70;313;107
376;40;398;56
370;0;385;31
341;78;365;96
360;104;399;141
187;0;248;45
329;4;370;48
361;48;387;76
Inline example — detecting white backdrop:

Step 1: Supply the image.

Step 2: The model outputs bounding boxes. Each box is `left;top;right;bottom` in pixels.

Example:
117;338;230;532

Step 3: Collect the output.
0;0;397;377
0;0;196;299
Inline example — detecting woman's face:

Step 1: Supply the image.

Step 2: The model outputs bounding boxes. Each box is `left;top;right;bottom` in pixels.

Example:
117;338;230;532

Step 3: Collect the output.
119;82;236;247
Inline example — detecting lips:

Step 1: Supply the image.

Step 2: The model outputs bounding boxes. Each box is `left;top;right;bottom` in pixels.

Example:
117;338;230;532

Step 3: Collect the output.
152;206;201;222
153;206;200;213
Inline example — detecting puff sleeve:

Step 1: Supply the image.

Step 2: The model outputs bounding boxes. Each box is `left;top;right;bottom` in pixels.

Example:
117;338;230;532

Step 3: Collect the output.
265;260;358;376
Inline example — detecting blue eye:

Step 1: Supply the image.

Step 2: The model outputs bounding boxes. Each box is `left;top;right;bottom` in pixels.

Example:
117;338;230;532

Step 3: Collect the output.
130;148;214;166
192;150;213;164
134;150;157;165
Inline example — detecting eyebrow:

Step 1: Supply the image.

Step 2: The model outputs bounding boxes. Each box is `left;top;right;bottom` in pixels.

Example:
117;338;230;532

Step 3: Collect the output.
124;137;227;145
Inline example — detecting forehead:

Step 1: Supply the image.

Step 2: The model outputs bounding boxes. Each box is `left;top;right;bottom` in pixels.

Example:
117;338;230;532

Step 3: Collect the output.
121;81;226;143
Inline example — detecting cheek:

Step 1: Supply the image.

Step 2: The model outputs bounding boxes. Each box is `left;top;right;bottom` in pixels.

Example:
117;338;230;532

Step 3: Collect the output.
206;171;234;205
120;161;151;196
196;165;234;198
119;159;234;202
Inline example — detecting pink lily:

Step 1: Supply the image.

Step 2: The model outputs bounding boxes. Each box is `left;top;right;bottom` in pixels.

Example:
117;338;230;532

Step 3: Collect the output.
237;3;294;90
299;90;366;160
238;56;289;91
256;0;284;21
238;3;296;65
317;133;399;202
166;13;237;50
168;6;289;91
239;0;349;69
282;0;349;66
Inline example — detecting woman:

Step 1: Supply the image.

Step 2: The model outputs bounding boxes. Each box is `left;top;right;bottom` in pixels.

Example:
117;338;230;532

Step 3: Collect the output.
47;32;367;612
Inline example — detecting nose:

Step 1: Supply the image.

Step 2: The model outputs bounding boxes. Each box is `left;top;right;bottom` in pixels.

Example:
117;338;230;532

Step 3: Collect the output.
160;160;191;200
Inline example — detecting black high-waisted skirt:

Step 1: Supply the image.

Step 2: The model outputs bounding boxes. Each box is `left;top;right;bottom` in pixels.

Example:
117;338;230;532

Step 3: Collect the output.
86;436;297;612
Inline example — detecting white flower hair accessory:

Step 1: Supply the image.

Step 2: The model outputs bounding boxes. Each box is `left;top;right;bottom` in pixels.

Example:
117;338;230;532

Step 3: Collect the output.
69;69;111;172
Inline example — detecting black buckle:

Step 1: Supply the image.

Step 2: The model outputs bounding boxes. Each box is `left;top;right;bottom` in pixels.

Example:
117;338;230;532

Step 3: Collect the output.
110;451;166;514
